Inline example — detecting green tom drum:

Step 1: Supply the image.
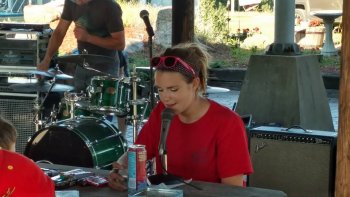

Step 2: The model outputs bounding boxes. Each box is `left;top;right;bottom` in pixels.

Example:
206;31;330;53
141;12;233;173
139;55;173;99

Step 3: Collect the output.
88;76;130;116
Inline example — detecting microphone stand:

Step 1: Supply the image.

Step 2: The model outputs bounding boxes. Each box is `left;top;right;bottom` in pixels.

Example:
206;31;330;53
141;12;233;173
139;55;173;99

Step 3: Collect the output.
148;139;181;185
139;10;155;109
148;35;155;110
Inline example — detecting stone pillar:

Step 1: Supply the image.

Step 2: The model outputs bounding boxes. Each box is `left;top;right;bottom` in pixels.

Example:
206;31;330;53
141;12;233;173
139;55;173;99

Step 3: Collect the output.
236;54;334;131
266;0;300;55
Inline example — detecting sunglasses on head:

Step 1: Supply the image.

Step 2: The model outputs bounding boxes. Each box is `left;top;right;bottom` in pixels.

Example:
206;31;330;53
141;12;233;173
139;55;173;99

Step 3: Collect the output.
151;56;196;77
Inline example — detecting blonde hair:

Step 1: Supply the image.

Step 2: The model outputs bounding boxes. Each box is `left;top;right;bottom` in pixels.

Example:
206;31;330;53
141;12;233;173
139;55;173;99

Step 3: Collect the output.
0;117;17;150
161;42;211;93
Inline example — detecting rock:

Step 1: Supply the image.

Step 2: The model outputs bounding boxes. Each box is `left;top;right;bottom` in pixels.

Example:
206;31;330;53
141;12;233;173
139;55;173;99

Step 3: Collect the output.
23;0;64;23
125;39;144;54
241;34;271;50
154;7;172;48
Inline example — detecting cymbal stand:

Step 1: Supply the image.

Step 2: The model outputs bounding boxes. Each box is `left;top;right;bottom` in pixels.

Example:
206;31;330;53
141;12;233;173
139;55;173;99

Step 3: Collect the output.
32;78;57;128
82;59;118;78
48;104;57;123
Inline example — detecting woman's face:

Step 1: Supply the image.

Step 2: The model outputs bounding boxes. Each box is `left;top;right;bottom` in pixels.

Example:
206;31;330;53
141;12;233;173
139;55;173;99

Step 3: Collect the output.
154;71;198;114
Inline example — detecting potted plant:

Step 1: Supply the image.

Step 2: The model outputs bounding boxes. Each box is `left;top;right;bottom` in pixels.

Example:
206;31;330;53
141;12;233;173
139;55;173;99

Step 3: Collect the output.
302;19;325;49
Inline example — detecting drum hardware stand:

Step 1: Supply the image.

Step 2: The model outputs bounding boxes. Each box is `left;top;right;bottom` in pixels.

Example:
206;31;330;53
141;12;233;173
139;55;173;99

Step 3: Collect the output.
130;70;142;143
64;92;82;120
32;98;44;129
32;78;57;128
48;104;58;124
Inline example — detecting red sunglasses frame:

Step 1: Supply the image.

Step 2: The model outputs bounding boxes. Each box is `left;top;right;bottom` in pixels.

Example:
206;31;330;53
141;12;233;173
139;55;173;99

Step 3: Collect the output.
151;56;196;77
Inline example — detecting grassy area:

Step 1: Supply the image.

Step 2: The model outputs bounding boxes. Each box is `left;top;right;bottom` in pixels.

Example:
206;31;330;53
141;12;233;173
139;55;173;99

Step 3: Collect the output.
128;40;341;73
175;38;341;72
120;2;341;74
210;46;341;72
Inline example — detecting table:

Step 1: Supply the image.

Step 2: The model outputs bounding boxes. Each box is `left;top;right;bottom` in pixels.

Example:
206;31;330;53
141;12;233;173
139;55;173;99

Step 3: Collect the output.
39;163;287;197
311;10;342;56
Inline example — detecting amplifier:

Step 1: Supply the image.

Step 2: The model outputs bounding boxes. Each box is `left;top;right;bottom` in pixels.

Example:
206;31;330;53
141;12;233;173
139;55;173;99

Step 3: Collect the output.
0;92;38;153
0;27;51;73
248;126;337;197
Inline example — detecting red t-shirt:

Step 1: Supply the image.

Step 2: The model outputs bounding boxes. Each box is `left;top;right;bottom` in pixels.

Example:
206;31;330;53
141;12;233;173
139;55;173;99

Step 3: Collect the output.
0;150;55;197
136;100;253;183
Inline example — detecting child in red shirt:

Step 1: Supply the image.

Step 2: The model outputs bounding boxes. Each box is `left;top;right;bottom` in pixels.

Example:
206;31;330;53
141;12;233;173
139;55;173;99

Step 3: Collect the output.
0;150;55;197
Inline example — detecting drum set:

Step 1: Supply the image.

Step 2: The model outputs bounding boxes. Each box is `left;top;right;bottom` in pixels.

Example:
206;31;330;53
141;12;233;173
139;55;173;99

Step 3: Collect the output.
9;54;153;170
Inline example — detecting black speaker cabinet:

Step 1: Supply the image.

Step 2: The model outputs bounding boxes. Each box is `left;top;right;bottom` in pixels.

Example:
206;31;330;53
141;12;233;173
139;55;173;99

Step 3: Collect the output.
248;126;337;197
0;92;37;153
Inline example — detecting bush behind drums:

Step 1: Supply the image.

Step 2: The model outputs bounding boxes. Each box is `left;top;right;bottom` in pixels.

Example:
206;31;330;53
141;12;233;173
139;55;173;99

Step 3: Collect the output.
24;117;127;170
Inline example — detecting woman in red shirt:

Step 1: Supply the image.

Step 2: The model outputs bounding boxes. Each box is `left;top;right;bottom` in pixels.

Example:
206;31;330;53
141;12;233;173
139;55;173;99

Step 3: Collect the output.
109;42;253;191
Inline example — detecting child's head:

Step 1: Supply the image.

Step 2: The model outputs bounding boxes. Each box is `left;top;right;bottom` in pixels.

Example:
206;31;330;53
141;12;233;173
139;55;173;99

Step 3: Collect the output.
0;117;17;151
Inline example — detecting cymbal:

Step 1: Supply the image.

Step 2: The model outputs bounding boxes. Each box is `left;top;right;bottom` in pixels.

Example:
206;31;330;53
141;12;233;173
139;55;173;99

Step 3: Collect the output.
47;68;74;79
9;82;74;93
55;54;115;65
30;70;52;77
30;69;73;80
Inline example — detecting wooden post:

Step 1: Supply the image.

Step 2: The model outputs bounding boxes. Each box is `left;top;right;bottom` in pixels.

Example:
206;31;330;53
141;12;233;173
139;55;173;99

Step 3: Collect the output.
335;0;350;196
172;0;194;45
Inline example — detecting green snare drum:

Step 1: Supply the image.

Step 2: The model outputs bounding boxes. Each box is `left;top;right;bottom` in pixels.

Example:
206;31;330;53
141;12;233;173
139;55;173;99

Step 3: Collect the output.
88;76;130;116
24;117;127;169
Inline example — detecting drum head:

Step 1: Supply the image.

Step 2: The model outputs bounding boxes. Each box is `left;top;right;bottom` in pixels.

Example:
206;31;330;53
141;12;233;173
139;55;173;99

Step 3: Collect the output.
24;117;127;169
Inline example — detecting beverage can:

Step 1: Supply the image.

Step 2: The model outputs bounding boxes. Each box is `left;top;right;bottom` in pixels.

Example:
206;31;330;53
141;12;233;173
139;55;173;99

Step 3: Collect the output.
128;144;147;193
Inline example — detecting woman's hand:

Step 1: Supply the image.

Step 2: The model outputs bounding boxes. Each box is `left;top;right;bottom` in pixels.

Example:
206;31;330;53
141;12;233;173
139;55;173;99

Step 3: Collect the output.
108;162;127;191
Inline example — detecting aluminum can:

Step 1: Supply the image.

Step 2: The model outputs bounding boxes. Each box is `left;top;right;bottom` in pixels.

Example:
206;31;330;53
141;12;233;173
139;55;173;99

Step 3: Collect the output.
128;144;147;193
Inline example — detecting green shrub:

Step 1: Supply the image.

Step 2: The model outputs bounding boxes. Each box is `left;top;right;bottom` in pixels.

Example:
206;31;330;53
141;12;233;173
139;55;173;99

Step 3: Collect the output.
196;0;228;42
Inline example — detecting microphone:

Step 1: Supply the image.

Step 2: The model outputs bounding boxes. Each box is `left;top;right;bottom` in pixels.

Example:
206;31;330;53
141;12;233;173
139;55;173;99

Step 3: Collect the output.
148;108;180;185
139;10;155;37
158;108;175;156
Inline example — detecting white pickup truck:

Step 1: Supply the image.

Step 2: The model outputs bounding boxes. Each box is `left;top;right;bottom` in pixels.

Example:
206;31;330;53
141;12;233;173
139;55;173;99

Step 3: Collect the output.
295;0;343;22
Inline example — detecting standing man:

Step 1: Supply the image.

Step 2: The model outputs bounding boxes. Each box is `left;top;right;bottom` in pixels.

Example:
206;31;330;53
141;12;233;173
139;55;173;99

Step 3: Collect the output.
37;0;127;133
38;0;125;90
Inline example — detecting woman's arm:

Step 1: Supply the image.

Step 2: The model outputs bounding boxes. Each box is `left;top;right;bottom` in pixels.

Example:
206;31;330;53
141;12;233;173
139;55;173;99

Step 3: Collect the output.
221;174;244;187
